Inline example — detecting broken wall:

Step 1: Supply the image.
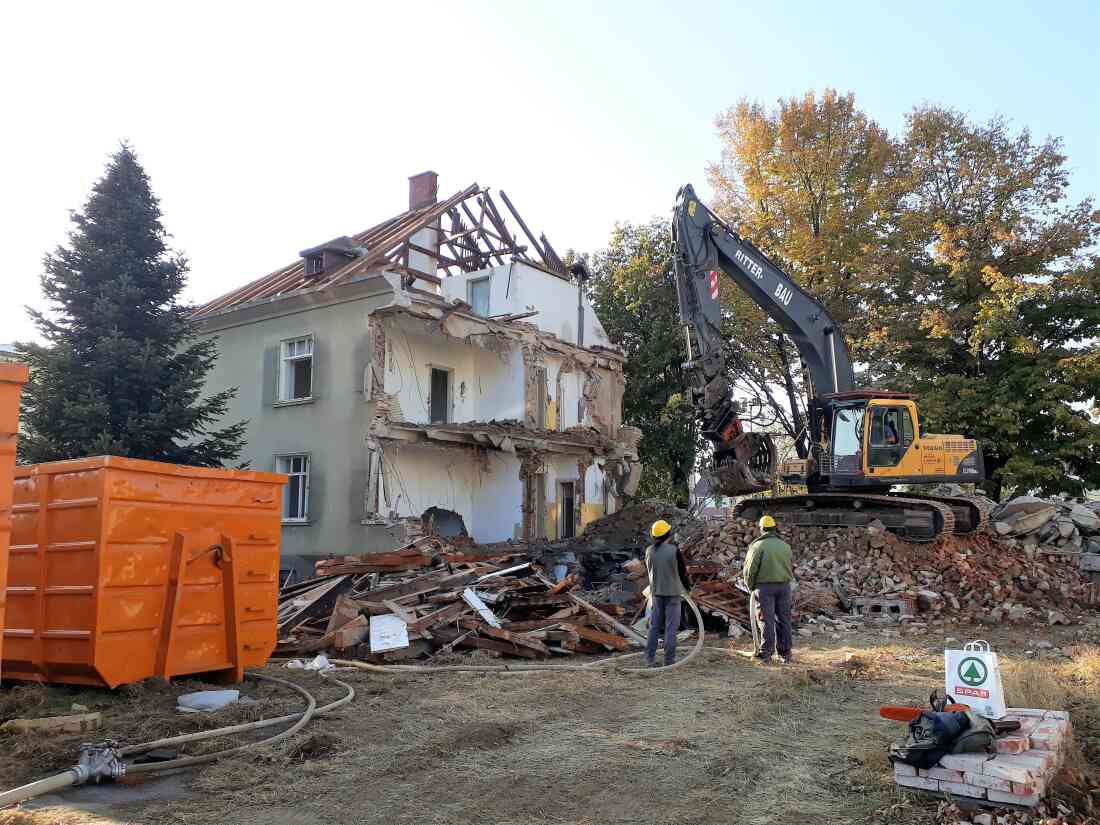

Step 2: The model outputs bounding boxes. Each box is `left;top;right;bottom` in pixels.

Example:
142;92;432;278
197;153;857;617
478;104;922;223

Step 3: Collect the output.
441;262;612;348
382;324;524;424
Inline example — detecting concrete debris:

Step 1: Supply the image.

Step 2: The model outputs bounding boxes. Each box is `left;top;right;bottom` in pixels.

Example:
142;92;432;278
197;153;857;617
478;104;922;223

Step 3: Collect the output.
176;690;241;714
990;496;1100;551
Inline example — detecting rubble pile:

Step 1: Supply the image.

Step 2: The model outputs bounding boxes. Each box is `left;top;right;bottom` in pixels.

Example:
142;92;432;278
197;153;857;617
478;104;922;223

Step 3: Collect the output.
673;512;1097;624
277;539;644;660
989;496;1100;553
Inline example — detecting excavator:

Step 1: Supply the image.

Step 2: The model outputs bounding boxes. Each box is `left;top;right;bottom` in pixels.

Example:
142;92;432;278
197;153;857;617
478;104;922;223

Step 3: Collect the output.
671;184;986;542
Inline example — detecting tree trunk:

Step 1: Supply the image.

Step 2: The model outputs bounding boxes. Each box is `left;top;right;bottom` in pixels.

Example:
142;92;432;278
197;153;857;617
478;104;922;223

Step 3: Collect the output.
776;335;808;459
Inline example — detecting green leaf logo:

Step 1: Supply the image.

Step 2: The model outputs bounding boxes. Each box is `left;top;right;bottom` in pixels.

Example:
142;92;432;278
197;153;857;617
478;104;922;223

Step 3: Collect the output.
958;657;988;686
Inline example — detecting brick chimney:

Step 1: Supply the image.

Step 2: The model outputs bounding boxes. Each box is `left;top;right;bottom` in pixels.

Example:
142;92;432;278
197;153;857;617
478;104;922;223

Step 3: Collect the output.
406;171;441;289
409;171;438;210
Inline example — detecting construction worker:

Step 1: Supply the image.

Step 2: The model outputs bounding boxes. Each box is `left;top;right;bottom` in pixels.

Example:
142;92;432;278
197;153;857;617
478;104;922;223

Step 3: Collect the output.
645;519;692;668
743;515;794;663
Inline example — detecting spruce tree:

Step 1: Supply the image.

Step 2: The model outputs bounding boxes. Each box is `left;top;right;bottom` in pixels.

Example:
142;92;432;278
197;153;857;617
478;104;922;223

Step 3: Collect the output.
18;144;246;466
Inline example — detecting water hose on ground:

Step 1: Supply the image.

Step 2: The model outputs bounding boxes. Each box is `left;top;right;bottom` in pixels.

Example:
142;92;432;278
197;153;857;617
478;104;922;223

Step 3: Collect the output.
332;595;706;676
0;596;702;807
0;671;355;809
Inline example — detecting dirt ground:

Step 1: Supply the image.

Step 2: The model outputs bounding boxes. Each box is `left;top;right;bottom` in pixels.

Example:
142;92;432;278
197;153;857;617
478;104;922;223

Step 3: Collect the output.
0;625;1096;825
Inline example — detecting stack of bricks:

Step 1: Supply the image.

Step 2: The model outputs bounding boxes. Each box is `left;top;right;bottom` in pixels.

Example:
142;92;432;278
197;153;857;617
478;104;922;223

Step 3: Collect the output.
894;709;1072;807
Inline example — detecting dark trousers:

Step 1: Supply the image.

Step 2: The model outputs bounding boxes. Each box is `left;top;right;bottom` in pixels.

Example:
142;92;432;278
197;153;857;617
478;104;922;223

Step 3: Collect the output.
646;595;682;665
750;582;792;658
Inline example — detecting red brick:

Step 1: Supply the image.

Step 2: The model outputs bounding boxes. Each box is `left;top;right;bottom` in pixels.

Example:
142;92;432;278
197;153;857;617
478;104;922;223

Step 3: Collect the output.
994;736;1030;754
921;767;964;782
938;753;991;773
988;788;1041;807
893;763;917;777
940;780;987;799
896;775;939;791
963;772;1012;792
982;754;1042;784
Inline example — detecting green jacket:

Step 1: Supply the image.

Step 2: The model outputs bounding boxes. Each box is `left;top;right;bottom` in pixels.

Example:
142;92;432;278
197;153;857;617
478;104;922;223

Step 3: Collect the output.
743;530;793;590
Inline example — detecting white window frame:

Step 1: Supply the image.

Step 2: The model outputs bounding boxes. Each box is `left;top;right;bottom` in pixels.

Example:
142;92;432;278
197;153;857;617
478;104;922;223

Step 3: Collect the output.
275;453;311;524
278;335;314;404
467;276;491;316
307;254;324;276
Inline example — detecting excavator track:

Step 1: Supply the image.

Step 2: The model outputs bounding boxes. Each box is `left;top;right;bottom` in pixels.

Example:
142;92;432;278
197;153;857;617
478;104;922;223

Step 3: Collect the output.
736;493;956;543
891;494;990;535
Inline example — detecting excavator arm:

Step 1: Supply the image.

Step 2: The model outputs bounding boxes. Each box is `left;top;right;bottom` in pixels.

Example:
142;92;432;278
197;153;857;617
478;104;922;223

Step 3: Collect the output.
671;183;856;495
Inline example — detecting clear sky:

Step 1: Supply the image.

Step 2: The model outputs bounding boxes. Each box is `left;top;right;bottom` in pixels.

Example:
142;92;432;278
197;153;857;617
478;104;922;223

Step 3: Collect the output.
3;0;1097;344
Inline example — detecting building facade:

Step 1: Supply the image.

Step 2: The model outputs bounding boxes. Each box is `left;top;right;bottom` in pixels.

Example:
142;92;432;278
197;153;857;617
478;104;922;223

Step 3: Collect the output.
194;173;641;578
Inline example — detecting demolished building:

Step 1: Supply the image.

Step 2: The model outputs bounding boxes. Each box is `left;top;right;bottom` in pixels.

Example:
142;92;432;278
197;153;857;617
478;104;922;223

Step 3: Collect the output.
193;172;642;579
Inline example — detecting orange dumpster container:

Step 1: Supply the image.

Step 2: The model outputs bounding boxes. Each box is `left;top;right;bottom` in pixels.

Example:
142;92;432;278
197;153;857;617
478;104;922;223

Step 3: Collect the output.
4;456;286;688
0;364;30;682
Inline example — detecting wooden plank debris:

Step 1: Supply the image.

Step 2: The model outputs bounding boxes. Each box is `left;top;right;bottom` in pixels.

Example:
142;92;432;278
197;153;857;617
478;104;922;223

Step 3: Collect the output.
276;538;647;662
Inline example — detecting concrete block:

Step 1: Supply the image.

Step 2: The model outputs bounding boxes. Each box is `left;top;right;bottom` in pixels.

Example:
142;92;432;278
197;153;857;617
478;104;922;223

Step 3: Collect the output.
940;780;987;799
973;814;993;825
994;736;1030;754
938;753;992;773
893;762;917;777
1043;709;1069;721
963;772;1012;792
988;788;1041;807
896;775;939;791
920;767;964;782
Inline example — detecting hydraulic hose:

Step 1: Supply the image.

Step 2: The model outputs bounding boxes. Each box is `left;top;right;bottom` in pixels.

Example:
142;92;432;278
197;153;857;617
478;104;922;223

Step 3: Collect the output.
121;672;354;760
333;595;706;676
0;771;88;809
0;671;355;808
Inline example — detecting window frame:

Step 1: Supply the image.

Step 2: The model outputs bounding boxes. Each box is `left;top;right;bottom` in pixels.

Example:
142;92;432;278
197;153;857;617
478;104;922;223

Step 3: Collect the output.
277;335;315;405
559;480;577;540
467;276;491;316
307;254;324;276
275;453;311;524
428;365;452;424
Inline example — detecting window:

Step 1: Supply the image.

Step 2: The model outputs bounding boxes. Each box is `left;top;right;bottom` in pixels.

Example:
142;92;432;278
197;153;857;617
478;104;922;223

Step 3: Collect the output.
559;481;576;539
279;336;313;402
429;367;451;423
276;454;310;522
533;367;547;429
869;406;913;468
830;405;864;474
468;277;490;316
307;255;324;276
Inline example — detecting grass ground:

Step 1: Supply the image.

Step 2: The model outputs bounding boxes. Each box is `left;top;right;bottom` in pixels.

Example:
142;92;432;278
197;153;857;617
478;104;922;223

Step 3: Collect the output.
0;626;1096;825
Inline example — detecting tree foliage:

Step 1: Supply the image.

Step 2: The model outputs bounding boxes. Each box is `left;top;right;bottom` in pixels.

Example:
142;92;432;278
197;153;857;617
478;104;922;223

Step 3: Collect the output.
586;220;698;506
18;145;246;466
708;90;901;452
877;108;1100;499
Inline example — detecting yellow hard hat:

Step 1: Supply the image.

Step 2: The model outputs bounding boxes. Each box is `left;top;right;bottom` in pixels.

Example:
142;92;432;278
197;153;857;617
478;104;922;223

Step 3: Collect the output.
651;519;672;539
758;515;777;530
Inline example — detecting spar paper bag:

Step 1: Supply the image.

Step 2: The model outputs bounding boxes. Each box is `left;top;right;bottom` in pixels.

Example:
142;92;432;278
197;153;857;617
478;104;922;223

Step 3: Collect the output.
945;639;1006;719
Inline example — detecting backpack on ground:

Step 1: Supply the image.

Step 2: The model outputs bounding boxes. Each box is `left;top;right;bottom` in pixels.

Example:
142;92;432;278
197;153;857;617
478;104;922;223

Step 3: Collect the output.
889;710;968;769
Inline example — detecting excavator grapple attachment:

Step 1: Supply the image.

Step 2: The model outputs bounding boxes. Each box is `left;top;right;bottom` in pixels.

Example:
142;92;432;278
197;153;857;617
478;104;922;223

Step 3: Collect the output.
711;432;776;496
